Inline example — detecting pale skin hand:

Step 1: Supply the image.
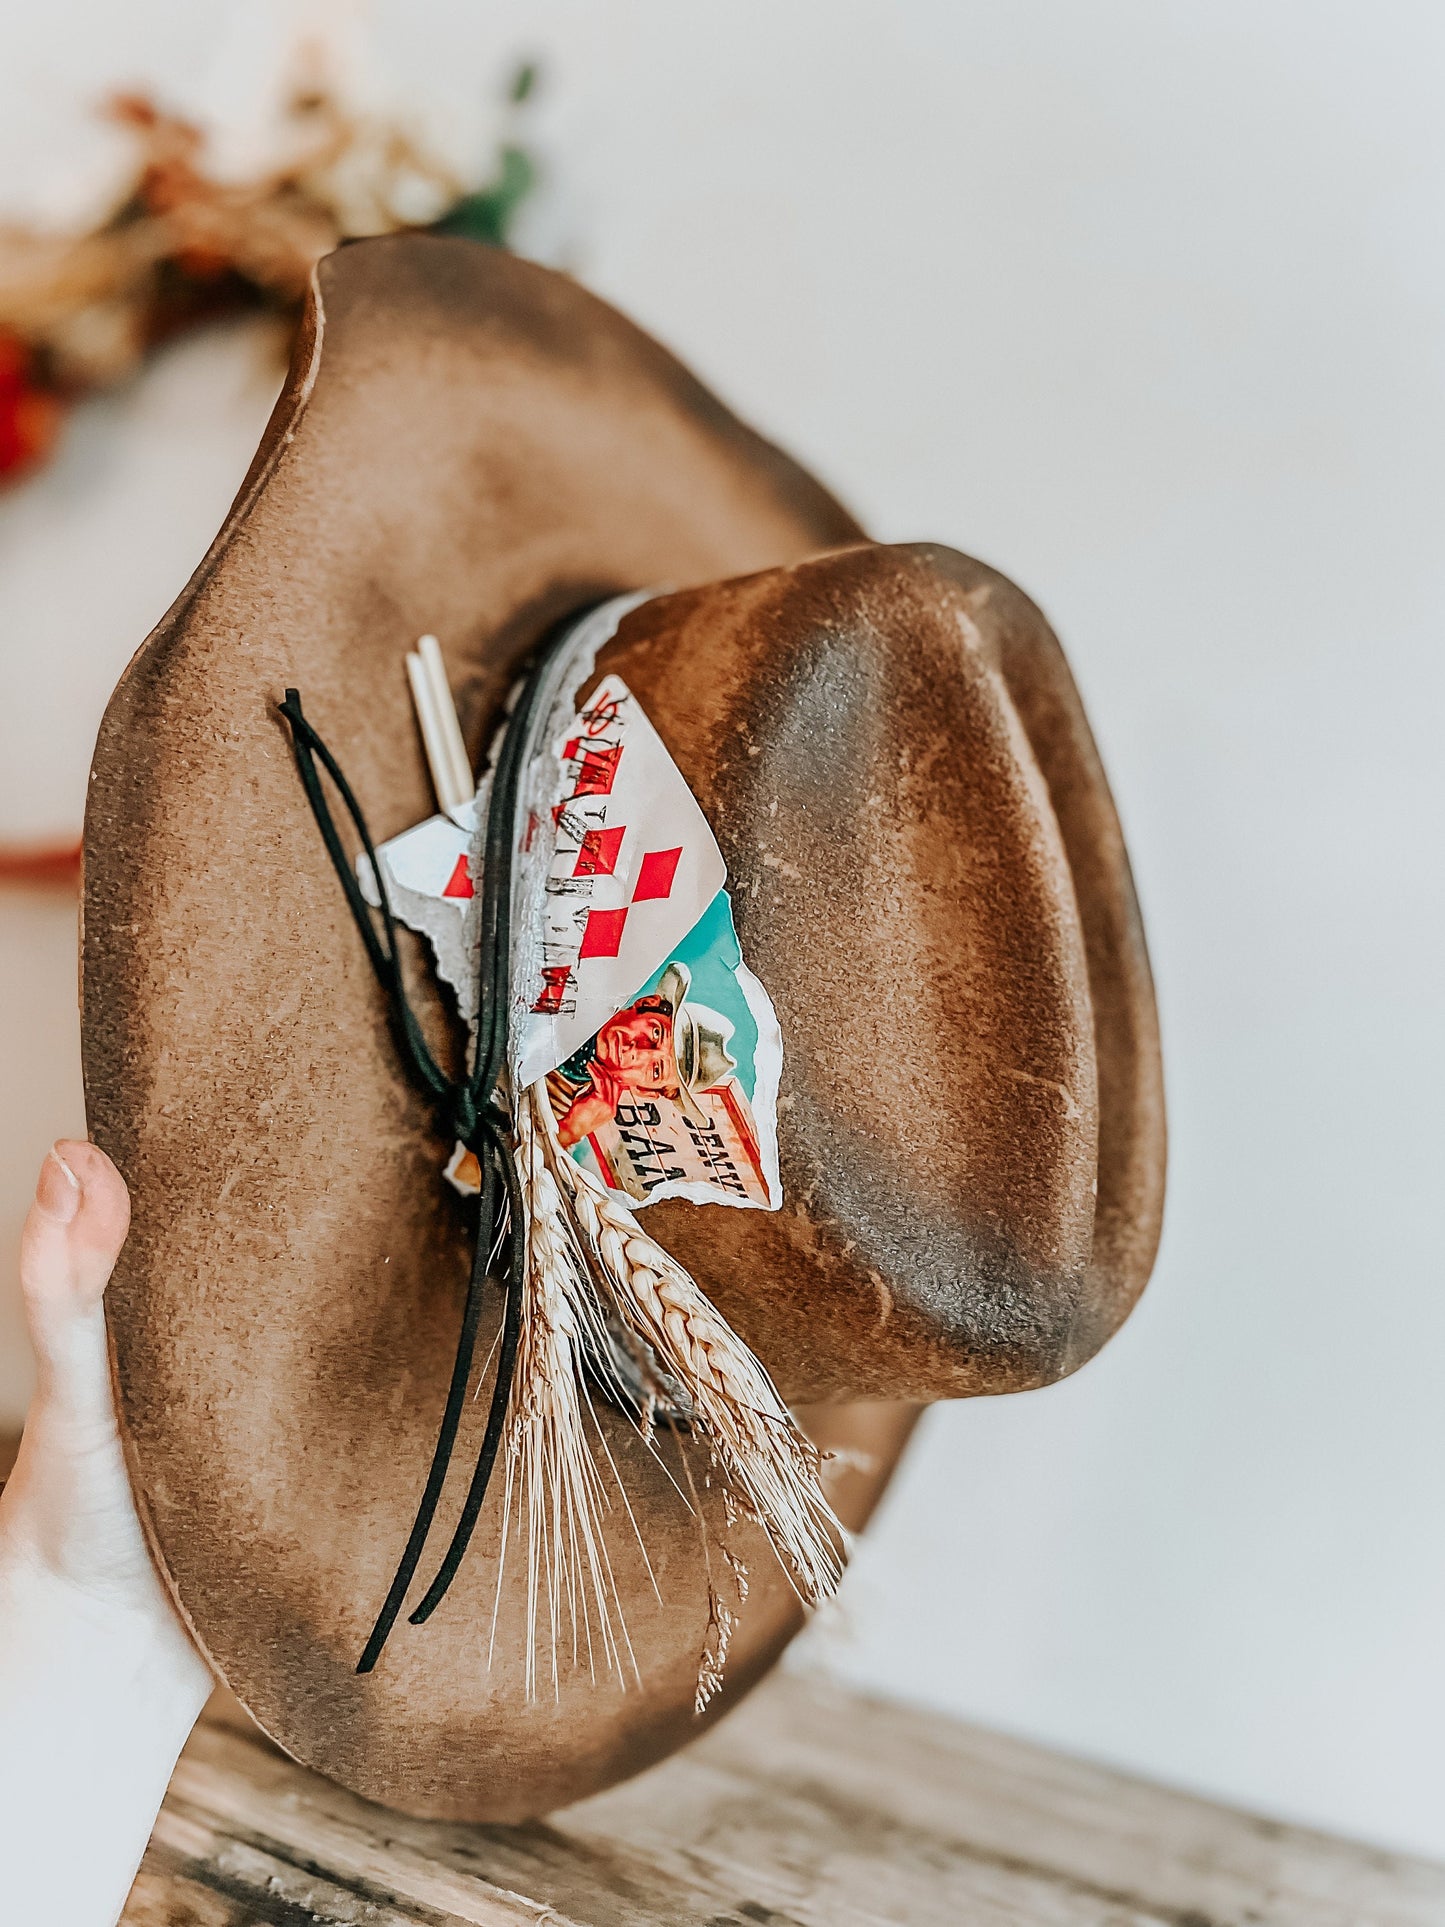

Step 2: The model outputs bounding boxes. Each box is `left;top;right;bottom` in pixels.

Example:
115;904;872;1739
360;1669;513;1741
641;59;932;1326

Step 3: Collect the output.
8;1141;158;1609
0;1141;213;1925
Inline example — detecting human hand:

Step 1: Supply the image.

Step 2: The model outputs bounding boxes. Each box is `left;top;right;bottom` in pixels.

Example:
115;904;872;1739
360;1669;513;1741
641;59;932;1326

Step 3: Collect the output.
2;1141;196;1635
555;1080;621;1150
0;1141;212;1927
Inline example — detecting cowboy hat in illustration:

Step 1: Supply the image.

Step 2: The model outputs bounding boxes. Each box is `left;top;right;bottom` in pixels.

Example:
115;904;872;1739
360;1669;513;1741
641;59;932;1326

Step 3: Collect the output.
656;961;739;1128
83;236;1165;1821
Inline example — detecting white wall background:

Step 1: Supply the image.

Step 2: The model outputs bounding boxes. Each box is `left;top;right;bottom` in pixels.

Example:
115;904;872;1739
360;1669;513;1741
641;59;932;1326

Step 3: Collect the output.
3;0;1444;1861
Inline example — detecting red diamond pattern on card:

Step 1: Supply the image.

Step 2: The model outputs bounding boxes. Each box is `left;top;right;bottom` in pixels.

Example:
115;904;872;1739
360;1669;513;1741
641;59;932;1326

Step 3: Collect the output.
565;741;623;799
632;846;682;902
517;670;731;1089
532;964;571;1013
442;854;474;900
573;846;686;968
578;907;629;959
573;826;626;878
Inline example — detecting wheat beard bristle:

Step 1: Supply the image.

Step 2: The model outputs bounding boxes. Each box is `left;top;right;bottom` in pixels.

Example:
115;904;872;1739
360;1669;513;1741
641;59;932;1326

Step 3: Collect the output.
524;1082;848;1642
496;1093;653;1699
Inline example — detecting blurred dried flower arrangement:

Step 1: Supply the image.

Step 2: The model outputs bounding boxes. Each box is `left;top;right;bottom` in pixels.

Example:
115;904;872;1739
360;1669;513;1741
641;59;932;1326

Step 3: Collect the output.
0;57;538;886
0;63;537;490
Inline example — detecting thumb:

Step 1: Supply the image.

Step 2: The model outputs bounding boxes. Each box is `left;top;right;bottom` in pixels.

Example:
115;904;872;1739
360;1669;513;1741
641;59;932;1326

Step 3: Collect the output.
19;1140;131;1423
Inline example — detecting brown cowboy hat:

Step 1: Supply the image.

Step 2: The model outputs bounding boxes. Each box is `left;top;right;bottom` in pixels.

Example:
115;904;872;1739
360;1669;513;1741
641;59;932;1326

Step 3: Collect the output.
83;235;1164;1821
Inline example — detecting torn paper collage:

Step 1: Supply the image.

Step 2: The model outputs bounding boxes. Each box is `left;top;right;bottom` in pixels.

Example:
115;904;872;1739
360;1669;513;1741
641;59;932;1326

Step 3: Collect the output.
360;599;783;1213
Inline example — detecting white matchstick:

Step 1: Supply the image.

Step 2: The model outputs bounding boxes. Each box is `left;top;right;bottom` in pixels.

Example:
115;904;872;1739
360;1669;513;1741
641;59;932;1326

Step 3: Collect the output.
406;634;474;818
405;651;453;812
417;634;473;804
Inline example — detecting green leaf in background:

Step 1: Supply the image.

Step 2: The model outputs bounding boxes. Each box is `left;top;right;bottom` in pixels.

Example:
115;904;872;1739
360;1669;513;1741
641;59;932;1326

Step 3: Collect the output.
432;64;541;249
432;144;537;248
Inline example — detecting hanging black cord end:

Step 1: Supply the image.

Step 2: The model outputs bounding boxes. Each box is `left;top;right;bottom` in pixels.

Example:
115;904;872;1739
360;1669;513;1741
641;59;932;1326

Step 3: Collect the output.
281;622;578;1667
278;682;531;1672
407;1122;525;1626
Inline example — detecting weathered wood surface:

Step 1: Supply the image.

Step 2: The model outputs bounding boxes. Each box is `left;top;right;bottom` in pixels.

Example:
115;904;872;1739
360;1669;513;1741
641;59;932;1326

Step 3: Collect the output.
115;1670;1445;1927
4;1424;1441;1925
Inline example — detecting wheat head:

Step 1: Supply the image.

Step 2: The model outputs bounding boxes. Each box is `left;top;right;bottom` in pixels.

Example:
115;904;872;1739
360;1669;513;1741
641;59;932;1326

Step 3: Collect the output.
502;1093;645;1697
527;1082;847;1611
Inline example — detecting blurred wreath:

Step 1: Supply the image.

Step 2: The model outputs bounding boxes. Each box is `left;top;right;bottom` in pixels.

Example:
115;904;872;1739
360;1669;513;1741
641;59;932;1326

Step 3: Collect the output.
0;62;538;487
0;59;538;884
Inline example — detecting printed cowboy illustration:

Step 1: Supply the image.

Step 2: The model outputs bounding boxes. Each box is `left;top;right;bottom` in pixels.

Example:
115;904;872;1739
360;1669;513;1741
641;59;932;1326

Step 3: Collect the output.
545;954;773;1206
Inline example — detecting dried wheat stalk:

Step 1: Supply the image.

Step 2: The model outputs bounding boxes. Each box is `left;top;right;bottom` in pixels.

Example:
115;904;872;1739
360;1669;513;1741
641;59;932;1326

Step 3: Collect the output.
499;1094;648;1698
525;1082;847;1615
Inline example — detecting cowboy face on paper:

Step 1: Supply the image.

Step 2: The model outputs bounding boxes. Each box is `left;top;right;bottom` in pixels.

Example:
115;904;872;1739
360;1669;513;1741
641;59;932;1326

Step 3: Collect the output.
547;962;738;1150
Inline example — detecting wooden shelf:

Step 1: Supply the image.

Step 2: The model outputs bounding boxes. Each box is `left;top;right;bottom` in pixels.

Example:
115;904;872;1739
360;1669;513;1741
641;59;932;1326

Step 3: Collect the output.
122;1669;1445;1926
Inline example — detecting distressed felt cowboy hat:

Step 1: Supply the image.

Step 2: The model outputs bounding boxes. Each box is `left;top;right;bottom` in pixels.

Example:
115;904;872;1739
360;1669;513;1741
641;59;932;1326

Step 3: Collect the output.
83;234;1165;1821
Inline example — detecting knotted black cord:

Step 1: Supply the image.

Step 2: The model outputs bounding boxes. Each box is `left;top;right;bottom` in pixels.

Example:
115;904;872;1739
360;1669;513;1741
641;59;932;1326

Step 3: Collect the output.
278;626;576;1674
402;649;569;1622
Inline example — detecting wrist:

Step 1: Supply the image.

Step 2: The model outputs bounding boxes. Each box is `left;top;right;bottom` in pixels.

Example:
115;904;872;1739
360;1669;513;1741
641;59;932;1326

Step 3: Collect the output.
0;1329;207;1652
0;1516;212;1715
0;1528;211;1924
